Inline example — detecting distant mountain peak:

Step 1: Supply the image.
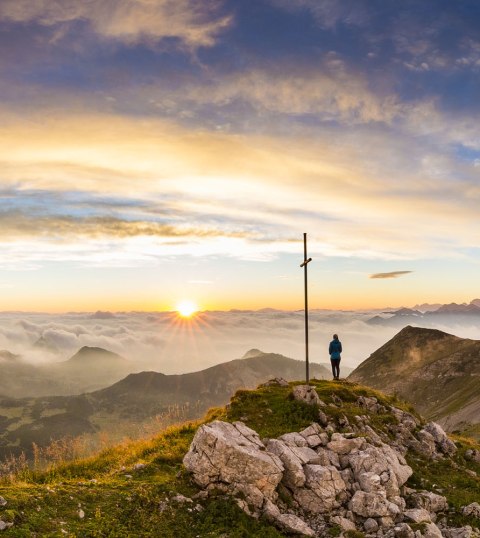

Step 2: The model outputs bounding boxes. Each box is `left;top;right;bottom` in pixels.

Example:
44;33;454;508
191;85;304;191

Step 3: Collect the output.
65;346;127;364
0;350;20;362
89;310;116;319
241;349;265;359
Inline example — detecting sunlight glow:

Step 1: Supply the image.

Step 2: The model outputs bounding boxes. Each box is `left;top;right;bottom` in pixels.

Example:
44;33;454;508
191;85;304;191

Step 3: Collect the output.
176;300;199;318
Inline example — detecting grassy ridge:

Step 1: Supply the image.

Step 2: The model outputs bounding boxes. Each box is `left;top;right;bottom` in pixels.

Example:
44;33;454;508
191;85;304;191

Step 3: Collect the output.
0;380;478;536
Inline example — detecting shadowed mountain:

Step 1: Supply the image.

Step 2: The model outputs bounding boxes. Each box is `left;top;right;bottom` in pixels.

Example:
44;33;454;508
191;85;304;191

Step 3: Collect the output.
348;326;480;435
96;351;330;408
0;351;330;458
0;347;136;398
50;346;134;394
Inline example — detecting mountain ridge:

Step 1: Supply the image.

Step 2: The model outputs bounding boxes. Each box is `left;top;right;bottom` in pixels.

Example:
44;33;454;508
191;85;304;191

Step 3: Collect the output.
348;325;480;436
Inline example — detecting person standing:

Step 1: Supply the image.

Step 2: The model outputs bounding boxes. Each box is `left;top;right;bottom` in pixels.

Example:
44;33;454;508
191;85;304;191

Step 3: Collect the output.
329;334;342;380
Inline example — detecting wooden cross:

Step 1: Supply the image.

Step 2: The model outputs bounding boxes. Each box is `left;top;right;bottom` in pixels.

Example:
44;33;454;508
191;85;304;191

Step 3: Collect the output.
300;233;312;384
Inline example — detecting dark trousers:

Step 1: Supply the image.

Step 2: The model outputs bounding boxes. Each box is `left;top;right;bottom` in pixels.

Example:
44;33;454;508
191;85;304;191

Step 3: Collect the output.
331;358;341;379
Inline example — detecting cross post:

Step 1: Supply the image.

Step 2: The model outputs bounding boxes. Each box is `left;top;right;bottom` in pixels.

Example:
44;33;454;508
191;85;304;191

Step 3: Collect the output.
300;233;312;384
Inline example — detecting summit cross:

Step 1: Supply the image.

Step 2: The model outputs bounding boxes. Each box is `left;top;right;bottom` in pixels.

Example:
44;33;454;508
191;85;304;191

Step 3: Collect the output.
300;233;312;384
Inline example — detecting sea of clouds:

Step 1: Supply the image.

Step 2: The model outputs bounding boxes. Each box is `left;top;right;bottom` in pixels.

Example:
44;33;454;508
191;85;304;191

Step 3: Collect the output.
1;309;480;374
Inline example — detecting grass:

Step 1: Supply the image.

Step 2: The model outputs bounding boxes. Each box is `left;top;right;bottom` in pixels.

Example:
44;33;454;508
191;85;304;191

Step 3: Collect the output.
0;379;478;536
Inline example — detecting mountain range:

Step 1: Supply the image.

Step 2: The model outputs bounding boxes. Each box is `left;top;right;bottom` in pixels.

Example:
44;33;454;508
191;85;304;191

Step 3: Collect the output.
368;299;480;328
0;350;330;458
348;325;480;437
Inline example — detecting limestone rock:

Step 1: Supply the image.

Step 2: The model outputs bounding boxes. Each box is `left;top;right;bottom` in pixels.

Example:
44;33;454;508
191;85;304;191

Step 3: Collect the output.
266;439;305;488
442;526;479;538
299;423;327;448
183;420;283;508
327;433;366;455
423;422;457;455
263;500;316;537
358;396;383;413
409;491;448;513
349;490;401;518
262;377;290;387
464;449;480;463
422;522;443;538
462;502;480;518
293;465;346;514
394;523;415;538
403;508;432;523
292;385;324;406
331;515;356;531
348;443;412;498
364;517;379;533
278;432;308;448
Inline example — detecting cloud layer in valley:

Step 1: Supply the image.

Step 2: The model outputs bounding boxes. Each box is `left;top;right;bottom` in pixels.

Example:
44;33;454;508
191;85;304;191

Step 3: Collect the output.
2;309;480;388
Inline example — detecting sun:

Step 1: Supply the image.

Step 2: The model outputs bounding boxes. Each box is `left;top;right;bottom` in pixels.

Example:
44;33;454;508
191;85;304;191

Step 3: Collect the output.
176;300;199;318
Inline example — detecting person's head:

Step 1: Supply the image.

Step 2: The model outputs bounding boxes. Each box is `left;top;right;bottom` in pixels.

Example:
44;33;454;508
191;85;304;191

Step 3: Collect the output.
333;334;338;340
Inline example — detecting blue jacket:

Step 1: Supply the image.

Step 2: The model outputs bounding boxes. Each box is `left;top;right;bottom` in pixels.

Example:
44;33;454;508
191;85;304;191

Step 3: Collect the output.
329;339;342;360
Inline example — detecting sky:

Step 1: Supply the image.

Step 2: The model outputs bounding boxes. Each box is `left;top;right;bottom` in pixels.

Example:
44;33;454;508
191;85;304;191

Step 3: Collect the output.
1;0;480;312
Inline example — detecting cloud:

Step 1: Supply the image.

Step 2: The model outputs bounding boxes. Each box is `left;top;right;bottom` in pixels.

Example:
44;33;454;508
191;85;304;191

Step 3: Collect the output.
0;211;251;241
180;64;403;125
270;0;371;29
370;271;413;279
0;0;231;48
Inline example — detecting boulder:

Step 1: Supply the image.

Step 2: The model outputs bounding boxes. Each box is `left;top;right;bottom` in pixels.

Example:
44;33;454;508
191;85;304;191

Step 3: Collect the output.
265;439;305;488
409;491;448;513
364;518;379;533
262;377;290;387
293;465;346;514
327;433;366;455
464;449;480;463
331;515;356;532
442;526;478;538
403;508;432;523
423;422;457;455
394;523;415;538
299;423;327;448
422;522;443;538
462;502;480;518
349;490;401;518
348;443;412;498
183;421;283;508
292;385;324;406
278;432;309;448
358;396;382;413
263;500;316;537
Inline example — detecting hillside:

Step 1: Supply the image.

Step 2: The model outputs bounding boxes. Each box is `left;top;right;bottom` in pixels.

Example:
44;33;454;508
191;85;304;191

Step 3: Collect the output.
0;352;329;458
348;326;480;436
0;347;136;398
0;380;478;536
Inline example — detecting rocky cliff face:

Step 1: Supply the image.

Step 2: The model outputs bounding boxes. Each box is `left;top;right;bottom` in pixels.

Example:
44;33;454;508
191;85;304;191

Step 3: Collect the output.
183;381;480;538
348;326;480;435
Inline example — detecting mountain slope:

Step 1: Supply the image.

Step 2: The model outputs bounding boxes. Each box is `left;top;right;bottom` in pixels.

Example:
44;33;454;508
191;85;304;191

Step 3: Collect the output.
348;326;480;433
0;352;330;457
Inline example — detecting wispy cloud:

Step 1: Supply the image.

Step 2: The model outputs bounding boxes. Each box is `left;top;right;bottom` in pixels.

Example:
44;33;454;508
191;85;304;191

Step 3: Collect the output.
370;271;413;279
0;0;231;48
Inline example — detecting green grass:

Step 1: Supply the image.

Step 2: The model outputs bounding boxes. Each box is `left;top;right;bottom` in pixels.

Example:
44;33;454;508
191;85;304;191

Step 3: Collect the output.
407;435;480;529
0;380;478;536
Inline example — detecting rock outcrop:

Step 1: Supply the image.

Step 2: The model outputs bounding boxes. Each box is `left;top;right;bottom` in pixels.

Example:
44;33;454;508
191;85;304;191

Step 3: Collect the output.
183;384;478;538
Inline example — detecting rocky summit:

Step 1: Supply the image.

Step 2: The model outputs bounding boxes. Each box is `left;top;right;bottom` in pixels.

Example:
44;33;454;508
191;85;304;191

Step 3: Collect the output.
0;378;478;536
184;381;480;538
